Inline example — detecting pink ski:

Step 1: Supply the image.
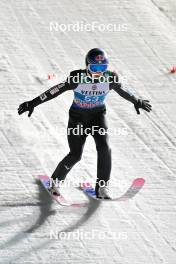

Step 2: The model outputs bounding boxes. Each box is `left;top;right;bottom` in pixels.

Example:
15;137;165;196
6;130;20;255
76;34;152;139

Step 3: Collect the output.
80;178;145;201
38;175;86;207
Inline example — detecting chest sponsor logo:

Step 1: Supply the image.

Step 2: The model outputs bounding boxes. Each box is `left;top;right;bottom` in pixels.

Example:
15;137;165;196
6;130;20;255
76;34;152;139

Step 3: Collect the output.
81;90;105;95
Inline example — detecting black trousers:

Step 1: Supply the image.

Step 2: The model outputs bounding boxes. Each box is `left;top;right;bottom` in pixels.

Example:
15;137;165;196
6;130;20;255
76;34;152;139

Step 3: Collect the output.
51;106;111;193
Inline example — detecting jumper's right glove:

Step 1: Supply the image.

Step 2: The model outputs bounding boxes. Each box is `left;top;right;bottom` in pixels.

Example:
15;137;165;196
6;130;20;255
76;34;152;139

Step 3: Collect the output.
18;101;34;117
134;99;152;114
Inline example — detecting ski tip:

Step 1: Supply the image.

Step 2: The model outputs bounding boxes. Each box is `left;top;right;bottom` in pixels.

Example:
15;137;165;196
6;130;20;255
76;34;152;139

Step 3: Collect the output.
38;175;49;180
133;178;145;187
71;203;87;208
79;182;92;189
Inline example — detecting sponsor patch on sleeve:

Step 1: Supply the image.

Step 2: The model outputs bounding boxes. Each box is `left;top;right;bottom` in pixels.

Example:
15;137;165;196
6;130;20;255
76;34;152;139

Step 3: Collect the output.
49;83;65;95
40;93;47;101
50;87;60;95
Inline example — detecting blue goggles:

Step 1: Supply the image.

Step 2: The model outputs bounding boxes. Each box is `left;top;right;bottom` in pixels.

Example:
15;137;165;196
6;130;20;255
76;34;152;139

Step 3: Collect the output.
88;64;108;73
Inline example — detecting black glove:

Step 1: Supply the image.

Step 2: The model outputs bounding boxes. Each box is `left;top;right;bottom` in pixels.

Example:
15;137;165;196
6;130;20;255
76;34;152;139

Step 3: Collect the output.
18;101;34;117
134;99;152;114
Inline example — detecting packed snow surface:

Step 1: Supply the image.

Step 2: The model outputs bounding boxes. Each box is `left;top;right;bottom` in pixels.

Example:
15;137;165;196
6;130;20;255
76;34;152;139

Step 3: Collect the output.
0;0;176;263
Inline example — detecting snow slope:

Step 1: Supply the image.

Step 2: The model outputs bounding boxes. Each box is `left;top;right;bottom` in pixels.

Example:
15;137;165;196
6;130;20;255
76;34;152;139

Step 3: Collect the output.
0;0;176;263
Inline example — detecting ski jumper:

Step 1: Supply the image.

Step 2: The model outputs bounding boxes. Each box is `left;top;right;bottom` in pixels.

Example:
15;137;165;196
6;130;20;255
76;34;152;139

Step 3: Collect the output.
31;69;138;192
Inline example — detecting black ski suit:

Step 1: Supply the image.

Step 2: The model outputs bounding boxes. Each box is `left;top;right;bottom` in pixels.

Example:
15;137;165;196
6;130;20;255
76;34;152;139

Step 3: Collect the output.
28;69;139;193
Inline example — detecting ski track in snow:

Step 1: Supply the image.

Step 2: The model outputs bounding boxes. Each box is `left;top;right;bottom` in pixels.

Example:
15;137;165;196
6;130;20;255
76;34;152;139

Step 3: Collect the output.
0;0;176;263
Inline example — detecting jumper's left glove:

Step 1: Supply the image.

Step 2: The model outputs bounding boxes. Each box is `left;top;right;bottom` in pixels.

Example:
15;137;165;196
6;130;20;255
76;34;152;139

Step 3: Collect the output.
134;99;152;114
